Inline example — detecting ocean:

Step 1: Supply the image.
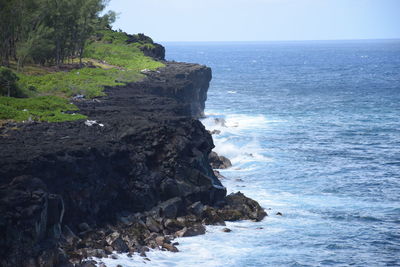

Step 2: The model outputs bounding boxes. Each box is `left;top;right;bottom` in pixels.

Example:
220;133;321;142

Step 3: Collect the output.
100;40;400;266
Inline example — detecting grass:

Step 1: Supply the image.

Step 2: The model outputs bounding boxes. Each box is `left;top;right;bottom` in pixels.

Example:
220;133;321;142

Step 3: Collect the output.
18;31;164;99
84;42;162;71
18;67;143;99
0;29;164;123
0;96;87;122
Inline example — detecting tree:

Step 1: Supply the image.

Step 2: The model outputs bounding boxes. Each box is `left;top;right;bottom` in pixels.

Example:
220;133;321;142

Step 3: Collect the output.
0;0;115;68
0;67;20;97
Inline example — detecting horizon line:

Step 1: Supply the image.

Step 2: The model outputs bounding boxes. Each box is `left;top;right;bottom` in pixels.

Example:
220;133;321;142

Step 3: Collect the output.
159;37;400;43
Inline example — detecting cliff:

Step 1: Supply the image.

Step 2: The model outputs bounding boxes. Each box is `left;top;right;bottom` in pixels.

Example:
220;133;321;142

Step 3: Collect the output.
0;50;265;266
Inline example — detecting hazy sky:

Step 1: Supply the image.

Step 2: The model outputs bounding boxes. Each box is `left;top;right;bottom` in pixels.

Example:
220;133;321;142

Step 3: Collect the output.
106;0;400;42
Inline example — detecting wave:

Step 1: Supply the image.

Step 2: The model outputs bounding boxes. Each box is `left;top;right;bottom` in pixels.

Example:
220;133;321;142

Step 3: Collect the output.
202;112;275;168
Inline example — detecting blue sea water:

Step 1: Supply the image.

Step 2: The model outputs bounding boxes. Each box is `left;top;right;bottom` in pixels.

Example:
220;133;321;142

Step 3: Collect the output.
101;40;400;266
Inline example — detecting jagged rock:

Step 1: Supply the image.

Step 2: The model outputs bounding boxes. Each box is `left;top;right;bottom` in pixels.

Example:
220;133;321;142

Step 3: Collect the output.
222;228;232;232
201;205;226;225
164;218;185;231
162;243;179;252
105;232;120;245
175;224;206;237
209;151;232;169
175;215;199;228
155;236;166;246
213;170;225;179
146;217;162;233
187;201;204;216
210;129;221;135
84;248;107;258
111;237;129;253
156;197;183;218
126;33;165;60
218;192;267;222
0;176;65;267
104;246;113;254
0;44;270;266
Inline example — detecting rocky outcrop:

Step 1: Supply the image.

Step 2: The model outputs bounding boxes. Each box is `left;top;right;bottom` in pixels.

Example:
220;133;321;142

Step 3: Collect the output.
209;151;232;169
142;62;212;118
126;33;165;60
0;176;67;267
60;192;266;265
0;47;265;266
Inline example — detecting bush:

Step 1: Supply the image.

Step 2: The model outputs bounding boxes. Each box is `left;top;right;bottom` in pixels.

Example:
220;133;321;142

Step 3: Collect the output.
0;67;25;97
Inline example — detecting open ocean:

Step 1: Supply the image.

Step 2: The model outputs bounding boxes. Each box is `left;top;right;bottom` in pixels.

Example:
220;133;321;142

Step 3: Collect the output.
101;40;400;266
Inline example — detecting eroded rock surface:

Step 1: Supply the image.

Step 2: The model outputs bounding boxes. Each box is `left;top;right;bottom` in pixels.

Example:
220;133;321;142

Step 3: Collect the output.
209;151;232;169
0;54;265;266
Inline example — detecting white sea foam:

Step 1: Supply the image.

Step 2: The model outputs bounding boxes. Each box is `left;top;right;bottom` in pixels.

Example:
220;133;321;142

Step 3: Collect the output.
95;221;271;267
202;113;275;168
95;112;284;266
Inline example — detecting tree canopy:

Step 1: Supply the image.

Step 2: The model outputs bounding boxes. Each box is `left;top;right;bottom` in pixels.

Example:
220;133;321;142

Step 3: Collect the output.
0;0;115;69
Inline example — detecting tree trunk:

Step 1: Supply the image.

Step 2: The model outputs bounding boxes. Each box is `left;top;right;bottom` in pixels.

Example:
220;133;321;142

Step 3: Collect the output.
79;45;84;67
6;81;10;97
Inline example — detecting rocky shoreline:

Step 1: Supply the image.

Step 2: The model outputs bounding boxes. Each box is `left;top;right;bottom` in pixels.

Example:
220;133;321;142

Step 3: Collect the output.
0;47;267;267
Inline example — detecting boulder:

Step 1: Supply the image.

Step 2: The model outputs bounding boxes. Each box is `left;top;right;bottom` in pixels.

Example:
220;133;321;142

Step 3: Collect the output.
210;129;221;135
209;151;232;169
84;248;107;258
175;224;206;237
146;217;162;233
164;218;185;231
111;237;129;253
156;197;183;218
201;205;225;225
105;232;120;246
162;243;179;252
218;192;267;222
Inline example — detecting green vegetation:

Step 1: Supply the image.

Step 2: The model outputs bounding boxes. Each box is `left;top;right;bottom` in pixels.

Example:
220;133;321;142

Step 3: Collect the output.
18;67;141;99
0;67;24;97
17;30;164;99
84;43;162;71
0;1;164;123
0;0;116;68
0;96;87;122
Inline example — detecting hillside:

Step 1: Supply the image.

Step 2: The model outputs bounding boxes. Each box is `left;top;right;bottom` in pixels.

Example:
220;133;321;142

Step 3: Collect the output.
0;30;164;123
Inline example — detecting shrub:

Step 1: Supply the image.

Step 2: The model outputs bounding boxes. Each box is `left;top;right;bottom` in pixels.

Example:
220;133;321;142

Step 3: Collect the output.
0;67;25;97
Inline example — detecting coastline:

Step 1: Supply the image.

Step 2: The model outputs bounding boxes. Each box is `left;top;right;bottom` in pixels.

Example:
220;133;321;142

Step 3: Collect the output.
0;49;266;266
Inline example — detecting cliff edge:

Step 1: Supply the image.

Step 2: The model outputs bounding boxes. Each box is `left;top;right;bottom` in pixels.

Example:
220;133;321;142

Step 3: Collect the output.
0;49;265;266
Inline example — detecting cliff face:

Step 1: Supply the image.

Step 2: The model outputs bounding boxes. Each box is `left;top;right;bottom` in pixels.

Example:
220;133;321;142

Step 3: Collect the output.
0;61;225;266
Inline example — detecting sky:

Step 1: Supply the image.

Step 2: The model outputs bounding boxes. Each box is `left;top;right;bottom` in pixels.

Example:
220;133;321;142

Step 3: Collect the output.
106;0;400;42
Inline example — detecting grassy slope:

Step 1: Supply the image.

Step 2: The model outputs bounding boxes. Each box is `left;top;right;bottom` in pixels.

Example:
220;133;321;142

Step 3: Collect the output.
0;30;164;123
